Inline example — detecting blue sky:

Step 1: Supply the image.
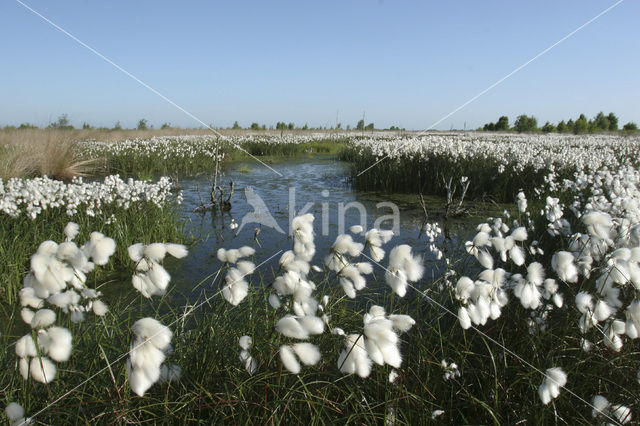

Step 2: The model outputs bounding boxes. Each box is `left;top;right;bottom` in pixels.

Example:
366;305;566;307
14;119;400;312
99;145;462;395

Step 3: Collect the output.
1;0;638;130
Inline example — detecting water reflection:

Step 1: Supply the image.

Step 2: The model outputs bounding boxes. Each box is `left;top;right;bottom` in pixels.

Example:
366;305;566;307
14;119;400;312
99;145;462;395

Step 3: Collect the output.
169;156;496;300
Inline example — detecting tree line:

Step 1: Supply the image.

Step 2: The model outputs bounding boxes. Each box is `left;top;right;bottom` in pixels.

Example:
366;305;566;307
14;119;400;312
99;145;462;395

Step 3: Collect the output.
1;114;410;132
481;112;638;133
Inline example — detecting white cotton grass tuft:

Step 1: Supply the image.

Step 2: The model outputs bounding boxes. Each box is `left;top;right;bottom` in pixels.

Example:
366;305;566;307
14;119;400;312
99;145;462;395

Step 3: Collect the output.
237;261;255;276
527;262;545;286
592;395;632;424
331;234;364;257
239;349;258;375
20;308;35;325
222;268;249;306
47;290;80;312
276;315;310;340
5;402;29;425
19;288;44;309
30;309;56;329
349;225;364;234
476;250;494;270
365;228;393;262
38;326;73;362
29;356;57;383
338;334;372;378
389;314;415;332
64;222;80;241
511;226;528;242
143;243;167;262
551;251;578;283
127;317;176;396
441;359;461;381
217;246;254;264
15;335;37;359
431;409;445;420
5;402;24;419
129;241;188;299
388;369;399;383
92;300;109;316
218;247;256;306
83;232;116;265
385;245;424;297
537;367;567;405
238;335;253;350
292;343;321;366
268;293;281;309
238;335;258;375
360;305;413;370
279;345;301;374
508;245;525;266
575;292;594;314
239;246;256;257
516;191;527;213
165;243;188;259
458;306;472;329
128;243;145;262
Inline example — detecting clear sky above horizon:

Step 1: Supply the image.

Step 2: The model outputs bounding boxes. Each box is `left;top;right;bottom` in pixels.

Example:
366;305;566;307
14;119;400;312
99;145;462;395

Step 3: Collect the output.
1;0;638;130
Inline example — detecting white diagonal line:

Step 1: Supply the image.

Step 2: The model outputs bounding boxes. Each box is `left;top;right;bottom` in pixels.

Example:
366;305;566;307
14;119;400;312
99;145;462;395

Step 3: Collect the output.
359;251;624;425
356;0;625;177
14;0;283;177
24;249;282;423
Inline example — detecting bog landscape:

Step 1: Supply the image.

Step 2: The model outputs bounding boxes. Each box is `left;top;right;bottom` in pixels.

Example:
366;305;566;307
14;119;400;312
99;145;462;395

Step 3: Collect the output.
1;126;639;424
1;1;639;424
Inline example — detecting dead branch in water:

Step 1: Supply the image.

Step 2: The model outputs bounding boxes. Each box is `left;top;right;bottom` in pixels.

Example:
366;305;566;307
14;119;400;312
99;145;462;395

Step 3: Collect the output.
442;175;470;219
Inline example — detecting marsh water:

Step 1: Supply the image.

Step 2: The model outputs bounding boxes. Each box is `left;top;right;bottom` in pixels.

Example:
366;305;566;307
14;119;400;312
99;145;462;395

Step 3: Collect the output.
161;155;504;301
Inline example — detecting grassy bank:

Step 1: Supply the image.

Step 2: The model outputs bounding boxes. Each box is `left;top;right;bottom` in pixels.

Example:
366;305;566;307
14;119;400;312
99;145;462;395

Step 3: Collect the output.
2;249;636;424
341;146;555;202
0;175;183;304
340;133;640;203
0;128;357;179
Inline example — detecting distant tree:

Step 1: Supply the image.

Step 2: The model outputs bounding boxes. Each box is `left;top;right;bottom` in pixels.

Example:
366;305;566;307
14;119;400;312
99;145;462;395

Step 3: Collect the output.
483;122;495;131
113;121;122;130
336;123;342;129
364;123;374;131
346;124;351;131
573;114;588;134
594;112;610;131
137;119;149;130
623;122;638;132
276;121;287;130
566;119;575;133
356;119;365;130
541;121;556;133
18;123;38;130
82;122;93;130
161;122;172;129
607;112;619;131
495;116;509;131
557;120;568;133
232;121;241;129
287;122;295;130
49;114;74;130
250;122;260;130
514;115;537;132
302;124;309;130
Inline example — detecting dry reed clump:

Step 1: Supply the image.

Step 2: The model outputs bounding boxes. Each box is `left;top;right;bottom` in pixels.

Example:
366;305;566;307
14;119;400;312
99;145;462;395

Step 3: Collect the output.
0;129;98;180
